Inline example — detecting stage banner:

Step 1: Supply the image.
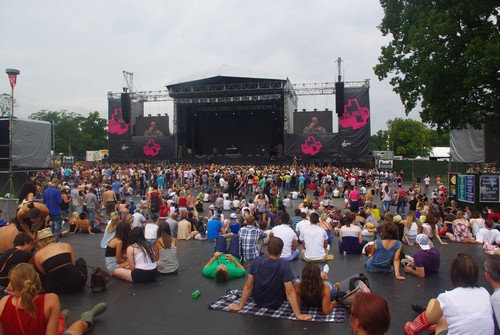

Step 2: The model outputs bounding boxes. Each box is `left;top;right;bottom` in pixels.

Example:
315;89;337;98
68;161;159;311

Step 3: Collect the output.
285;134;339;157
339;87;371;157
108;137;133;161
479;175;499;203
107;99;144;138
132;136;175;161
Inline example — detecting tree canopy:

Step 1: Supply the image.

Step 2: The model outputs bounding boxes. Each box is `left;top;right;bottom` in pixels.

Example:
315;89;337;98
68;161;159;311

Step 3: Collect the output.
29;110;107;157
375;0;500;132
387;118;433;158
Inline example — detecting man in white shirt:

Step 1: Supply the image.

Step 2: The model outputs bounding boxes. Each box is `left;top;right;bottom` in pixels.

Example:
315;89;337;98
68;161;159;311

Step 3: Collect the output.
131;208;147;228
475;219;500;244
300;212;332;262
484;255;500;327
270;213;299;261
295;212;310;241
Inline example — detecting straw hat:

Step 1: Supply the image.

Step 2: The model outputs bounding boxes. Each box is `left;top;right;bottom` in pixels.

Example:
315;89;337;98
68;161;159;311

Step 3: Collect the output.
35;228;55;242
366;222;377;233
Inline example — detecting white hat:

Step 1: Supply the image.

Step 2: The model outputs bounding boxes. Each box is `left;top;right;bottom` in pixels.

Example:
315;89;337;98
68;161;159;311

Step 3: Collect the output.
230;213;237;219
415;234;431;250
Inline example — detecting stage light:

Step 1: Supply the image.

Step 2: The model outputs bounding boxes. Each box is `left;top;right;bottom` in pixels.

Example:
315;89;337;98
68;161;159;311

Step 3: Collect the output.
325;108;329;111
302;109;306;112
148;114;151;117
294;109;298;112
157;114;161;116
314;108;317;111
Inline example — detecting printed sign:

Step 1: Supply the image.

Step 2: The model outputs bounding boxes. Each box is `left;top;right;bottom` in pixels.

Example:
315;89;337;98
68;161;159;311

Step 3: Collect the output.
457;175;475;203
480;175;500;203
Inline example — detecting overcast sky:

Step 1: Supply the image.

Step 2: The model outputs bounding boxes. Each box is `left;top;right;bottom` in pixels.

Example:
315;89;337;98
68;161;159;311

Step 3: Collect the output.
0;0;420;133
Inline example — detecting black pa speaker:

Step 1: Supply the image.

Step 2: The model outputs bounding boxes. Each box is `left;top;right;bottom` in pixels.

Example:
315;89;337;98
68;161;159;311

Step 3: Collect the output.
121;92;131;124
335;82;344;117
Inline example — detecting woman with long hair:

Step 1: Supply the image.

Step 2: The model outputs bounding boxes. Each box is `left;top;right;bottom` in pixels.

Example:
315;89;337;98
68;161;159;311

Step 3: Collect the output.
100;211;120;249
114;227;157;283
402;211;419;245
0;263;106;335
105;221;130;272
404;254;494;334
350;292;390;335
294;263;337;315
154;222;179;275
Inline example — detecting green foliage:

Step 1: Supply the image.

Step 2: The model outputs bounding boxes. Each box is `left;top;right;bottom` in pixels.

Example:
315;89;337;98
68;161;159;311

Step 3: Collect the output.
375;0;500;132
371;129;389;151
29;110;107;156
387;118;433;158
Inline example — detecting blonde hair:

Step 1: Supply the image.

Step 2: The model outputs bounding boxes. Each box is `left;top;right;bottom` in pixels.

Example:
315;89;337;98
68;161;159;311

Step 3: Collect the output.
69;212;80;225
9;264;42;317
456;211;464;219
107;212;120;233
406;212;416;229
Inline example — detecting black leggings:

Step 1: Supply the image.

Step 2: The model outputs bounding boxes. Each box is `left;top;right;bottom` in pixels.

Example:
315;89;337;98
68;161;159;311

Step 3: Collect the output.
131;268;157;283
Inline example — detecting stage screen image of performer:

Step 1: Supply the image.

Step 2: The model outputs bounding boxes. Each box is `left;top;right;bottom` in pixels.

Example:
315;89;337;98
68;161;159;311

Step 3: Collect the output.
134;116;169;137
293;111;333;134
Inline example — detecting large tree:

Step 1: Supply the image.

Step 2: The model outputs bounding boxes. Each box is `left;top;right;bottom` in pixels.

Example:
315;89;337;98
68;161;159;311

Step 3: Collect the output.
29;110;107;157
375;1;500;132
387;118;433;158
371;129;389;151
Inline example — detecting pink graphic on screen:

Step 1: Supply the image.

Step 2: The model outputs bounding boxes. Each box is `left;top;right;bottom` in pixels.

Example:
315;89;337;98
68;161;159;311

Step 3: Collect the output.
144;139;161;157
301;136;322;156
339;99;370;130
108;108;130;136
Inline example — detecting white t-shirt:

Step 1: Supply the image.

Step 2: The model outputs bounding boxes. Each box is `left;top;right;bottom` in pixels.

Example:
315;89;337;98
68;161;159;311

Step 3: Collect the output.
475;228;500;244
295;219;311;238
492;288;500;327
437;287;494;335
131;212;147;228
223;199;232;211
271;224;298;259
282;198;291;208
144;223;158;240
301;225;328;260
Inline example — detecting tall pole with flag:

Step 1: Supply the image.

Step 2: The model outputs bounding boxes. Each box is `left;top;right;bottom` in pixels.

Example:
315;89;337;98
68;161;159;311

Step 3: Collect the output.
5;69;20;196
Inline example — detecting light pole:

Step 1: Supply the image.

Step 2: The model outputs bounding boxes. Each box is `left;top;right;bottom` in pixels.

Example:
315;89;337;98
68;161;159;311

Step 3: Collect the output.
5;69;20;196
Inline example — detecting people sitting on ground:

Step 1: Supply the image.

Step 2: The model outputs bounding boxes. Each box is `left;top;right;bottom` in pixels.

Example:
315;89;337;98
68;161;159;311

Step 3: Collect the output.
350;292;391;335
421;212;447;246
270;213;299;261
131;207;147;229
229;237;311;320
0;233;33;287
475;219;500;244
445;210;478;243
33;228;87;294
105;221;130;273
402;234;440;278
227;213;241;235
300;212;333;263
71;212;94;235
114;227;157;283
365;222;405;281
318;213;334;244
166;212;178;238
339;213;367;255
154;221;178;275
294;263;337;315
202;236;246;282
207;213;232;241
177;212;192;240
483;255;500;326
15;200;49;238
0;263;107;335
404;253;494;334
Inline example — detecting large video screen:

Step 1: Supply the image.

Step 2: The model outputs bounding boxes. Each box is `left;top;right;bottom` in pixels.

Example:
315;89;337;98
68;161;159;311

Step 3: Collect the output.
134;116;169;137
293;111;333;134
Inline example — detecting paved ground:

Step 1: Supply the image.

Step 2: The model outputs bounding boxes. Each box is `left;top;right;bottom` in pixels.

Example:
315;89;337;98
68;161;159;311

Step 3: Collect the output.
58;187;497;335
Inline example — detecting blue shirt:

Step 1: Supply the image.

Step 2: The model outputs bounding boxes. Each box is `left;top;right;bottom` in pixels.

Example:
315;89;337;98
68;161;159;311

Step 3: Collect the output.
239;225;266;261
207;219;223;240
111;181;121;195
44;186;62;215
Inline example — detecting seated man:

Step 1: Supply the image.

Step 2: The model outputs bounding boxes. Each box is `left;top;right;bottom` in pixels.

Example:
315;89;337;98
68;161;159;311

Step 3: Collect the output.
475;219;500;244
484;255;500;327
270;213;299;261
0;233;33;287
207;213;232;241
300;212;332;262
229;237;311;320
239;216;266;264
403;234;440;278
202;236;246;282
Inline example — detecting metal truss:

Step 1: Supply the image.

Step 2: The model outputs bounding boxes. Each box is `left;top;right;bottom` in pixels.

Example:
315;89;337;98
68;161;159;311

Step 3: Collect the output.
107;79;369;102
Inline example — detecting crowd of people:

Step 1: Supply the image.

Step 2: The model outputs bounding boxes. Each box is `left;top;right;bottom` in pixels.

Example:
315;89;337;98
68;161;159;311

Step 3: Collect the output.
0;162;498;334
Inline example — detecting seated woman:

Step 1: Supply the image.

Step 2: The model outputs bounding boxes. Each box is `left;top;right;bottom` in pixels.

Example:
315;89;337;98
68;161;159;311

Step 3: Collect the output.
202;235;246;283
445;211;478;243
421;212;447;246
318;213;333;244
402;211;419;245
105;221;130;273
0;263;107;335
100;212;120;249
365;223;405;281
350;292;390;335
114;227;157;283
154;222;178;275
294;263;337;315
339;214;366;254
33;228;87;294
404;253;494;334
71;212;94;235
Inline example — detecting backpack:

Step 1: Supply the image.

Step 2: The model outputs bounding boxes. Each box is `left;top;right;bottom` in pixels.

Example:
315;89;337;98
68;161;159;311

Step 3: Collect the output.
335;273;371;309
150;192;160;212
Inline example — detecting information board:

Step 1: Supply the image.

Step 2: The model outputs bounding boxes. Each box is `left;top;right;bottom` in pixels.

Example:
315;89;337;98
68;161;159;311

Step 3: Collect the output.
457;175;475;203
479;175;499;203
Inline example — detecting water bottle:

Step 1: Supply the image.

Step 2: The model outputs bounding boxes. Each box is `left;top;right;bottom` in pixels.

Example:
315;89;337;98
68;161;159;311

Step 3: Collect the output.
191;289;201;299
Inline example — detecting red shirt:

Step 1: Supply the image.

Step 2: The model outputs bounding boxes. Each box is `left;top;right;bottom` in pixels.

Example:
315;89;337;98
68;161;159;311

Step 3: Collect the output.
0;295;48;335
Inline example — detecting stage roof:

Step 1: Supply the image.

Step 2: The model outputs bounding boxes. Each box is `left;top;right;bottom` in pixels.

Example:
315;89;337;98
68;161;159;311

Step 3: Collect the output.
166;65;287;87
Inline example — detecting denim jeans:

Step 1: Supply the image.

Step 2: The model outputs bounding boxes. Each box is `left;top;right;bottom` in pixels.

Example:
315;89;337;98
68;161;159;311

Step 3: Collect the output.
87;208;96;228
50;214;62;235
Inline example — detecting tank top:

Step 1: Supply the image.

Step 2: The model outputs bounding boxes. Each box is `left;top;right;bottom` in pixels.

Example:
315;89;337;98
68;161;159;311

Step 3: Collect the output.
105;245;117;257
0;295;47;335
301;292;323;308
156;245;178;274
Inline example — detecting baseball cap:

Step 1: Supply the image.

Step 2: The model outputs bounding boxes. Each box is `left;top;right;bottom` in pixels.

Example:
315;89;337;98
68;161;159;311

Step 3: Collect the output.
214;213;221;219
230;213;237;219
415;234;431;250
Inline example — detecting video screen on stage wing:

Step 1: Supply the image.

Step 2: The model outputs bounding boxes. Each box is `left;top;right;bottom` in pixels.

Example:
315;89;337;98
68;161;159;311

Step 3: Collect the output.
293;111;333;134
134;115;169;137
